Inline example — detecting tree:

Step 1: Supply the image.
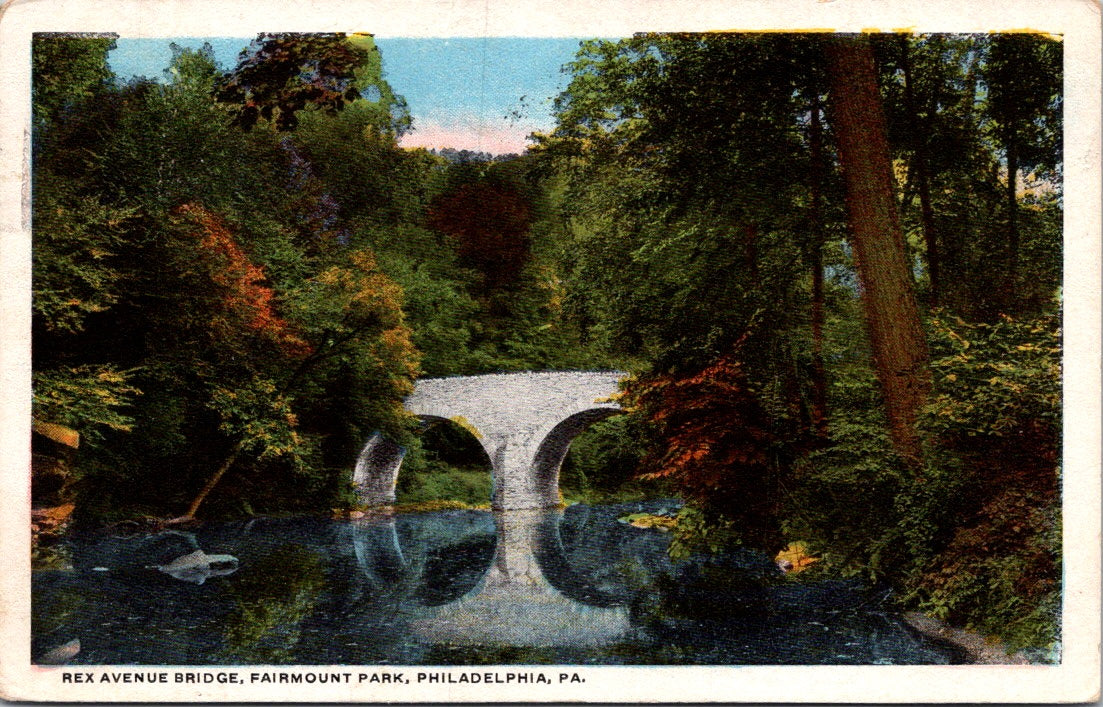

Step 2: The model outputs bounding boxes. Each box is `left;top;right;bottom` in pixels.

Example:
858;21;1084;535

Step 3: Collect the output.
31;34;425;521
889;34;943;304
874;33;1062;320
805;93;830;436
824;35;931;466
537;34;816;377
624;351;789;550
536;34;853;545
426;175;534;293
31;33;116;129
165;207;418;518
30;34;148;467
217;33;407;132
981;34;1062;313
291;104;418;229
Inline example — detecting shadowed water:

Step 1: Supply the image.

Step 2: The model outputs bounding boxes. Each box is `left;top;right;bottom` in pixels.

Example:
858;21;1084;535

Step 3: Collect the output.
32;501;966;665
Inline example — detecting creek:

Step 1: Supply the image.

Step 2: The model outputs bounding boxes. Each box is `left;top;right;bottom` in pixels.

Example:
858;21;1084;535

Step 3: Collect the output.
33;501;966;665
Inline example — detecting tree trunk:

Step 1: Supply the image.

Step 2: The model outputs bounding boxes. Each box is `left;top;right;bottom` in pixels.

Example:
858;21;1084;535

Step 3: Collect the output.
743;222;760;287
1004;137;1020;311
808;95;829;436
897;35;941;306
183;438;247;519
824;35;931;467
915;158;939;304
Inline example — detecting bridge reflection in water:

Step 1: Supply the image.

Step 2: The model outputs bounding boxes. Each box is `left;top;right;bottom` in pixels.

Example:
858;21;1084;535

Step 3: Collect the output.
345;506;664;649
34;503;968;664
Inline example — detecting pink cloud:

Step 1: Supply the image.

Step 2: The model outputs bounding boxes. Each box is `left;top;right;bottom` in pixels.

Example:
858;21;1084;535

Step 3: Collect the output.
399;120;538;155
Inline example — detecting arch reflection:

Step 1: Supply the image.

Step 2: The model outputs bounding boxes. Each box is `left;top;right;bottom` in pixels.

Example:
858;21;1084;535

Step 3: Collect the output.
338;505;672;649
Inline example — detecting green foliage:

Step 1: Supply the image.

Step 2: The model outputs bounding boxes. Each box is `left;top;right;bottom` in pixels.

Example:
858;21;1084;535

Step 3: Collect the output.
666;505;743;562
395;463;493;506
537;34;820;374
32;184;136;334
784;309;1061;652
781;317;913;580
376;251;485;376
164;42;223;91
871;33;1062;319
923;311;1061;439
982;34;1063;177
911;490;1060;652
345;34;413;135
32;366;142;446
32;33;116;126
395;419;493;505
97;62;254;212
558;414;647;501
909;311;1061;651
208;380;301;461
293;108;415;226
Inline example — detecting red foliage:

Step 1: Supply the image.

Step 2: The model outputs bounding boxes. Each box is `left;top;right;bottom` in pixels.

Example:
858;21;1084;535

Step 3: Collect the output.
426;180;532;290
173;203;311;358
625;352;786;548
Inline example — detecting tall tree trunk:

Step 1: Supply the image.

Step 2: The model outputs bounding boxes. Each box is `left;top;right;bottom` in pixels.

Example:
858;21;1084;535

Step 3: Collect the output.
808;95;829;436
897;35;941;305
1004;137;1020;311
183;438;247;519
915;159;939;304
824;35;931;467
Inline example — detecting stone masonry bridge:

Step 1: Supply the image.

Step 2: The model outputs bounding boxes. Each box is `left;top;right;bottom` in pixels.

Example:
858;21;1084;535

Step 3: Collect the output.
353;371;627;510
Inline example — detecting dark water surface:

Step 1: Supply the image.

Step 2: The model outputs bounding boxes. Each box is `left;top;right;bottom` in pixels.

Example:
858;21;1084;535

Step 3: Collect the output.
33;501;966;665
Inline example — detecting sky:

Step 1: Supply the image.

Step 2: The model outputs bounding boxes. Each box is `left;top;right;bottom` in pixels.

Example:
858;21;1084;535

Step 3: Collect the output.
108;36;589;155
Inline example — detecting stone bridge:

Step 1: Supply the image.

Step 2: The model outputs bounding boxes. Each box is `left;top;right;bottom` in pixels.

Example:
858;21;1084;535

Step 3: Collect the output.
353;371;627;510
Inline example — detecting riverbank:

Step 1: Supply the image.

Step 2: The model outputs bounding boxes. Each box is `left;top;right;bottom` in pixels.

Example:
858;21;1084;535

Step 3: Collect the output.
902;612;1035;664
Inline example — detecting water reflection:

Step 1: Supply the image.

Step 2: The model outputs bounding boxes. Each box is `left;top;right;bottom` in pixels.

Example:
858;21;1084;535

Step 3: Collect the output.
407;509;634;648
344;511;496;607
219;545;325;663
32;503;965;665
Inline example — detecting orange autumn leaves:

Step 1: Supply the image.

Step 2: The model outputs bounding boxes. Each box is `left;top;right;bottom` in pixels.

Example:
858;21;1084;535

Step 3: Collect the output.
173;203;312;359
170;203;418;390
627;354;773;488
624;352;784;549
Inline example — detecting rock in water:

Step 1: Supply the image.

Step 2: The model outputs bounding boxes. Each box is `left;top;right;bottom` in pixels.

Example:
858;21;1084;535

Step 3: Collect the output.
151;550;239;584
36;638;80;665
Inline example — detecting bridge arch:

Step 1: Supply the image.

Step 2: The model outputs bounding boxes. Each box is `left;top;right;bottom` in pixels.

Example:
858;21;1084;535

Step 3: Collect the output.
353;371;626;510
529;408;623;508
353;414;494;507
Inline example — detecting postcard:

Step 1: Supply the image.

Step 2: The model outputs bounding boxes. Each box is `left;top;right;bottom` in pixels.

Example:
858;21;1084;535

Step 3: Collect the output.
0;0;1099;702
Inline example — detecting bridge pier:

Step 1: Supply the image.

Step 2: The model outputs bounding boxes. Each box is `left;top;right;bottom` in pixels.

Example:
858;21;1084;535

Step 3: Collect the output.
488;433;561;510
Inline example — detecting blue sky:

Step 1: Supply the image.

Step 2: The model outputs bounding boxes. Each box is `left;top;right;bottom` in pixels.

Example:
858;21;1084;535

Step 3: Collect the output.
109;36;588;155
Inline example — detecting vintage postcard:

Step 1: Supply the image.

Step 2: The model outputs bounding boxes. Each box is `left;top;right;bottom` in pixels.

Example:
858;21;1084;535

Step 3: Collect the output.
0;0;1099;702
